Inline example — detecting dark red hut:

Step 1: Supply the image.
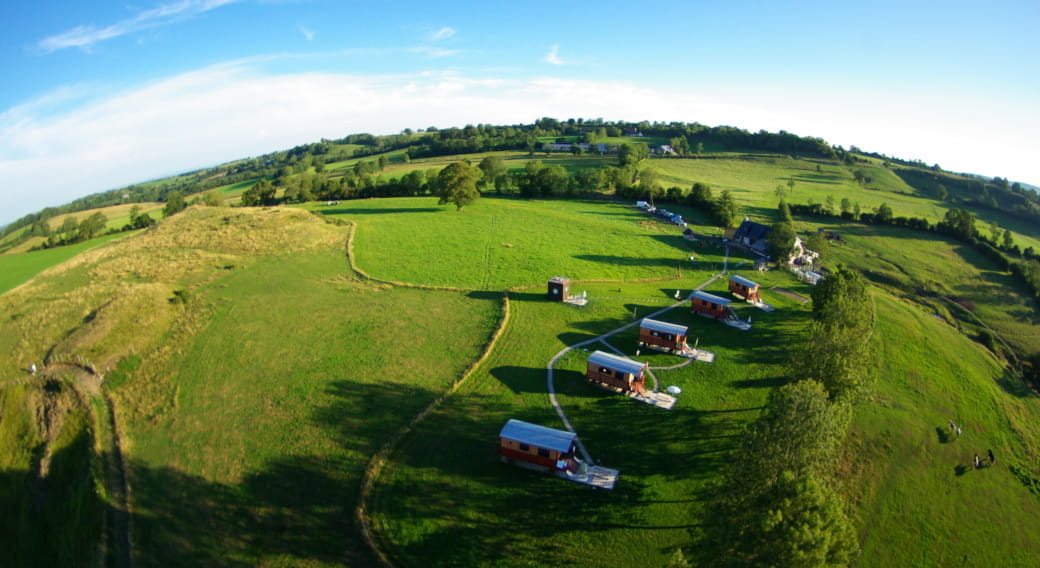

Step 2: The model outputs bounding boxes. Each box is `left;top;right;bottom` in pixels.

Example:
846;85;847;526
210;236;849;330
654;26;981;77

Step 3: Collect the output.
728;275;761;302
691;290;732;320
586;350;648;394
639;318;689;353
499;419;577;472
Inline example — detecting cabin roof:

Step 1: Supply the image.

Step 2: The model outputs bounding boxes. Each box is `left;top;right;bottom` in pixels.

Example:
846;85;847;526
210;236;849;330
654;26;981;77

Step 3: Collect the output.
549;276;570;284
729;274;760;289
692;290;731;306
499;419;576;453
640;318;688;336
734;219;771;241
588;350;648;375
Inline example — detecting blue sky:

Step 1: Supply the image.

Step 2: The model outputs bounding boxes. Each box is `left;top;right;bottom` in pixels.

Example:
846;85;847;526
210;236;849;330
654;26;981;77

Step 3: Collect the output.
2;0;1038;226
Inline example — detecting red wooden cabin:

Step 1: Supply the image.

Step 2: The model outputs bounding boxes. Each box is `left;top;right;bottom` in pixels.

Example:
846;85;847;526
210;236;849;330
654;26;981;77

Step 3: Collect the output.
639;318;689;353
728;275;761;302
691;290;732;320
499;419;577;472
587;350;648;394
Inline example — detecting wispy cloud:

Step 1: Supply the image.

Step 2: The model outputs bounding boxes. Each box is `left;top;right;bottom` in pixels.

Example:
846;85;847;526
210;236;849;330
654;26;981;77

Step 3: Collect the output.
431;27;456;41
406;46;462;58
35;0;242;54
298;25;315;41
545;45;564;65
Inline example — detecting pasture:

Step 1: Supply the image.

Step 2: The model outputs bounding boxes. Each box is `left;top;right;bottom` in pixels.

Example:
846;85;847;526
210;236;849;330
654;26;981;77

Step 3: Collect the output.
1;195;1039;566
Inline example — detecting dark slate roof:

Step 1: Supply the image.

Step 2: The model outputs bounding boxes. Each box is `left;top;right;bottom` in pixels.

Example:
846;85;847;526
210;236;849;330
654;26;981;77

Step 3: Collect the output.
499;419;576;452
588;350;648;375
734;219;771;241
729;274;760;289
692;290;731;306
640;318;688;336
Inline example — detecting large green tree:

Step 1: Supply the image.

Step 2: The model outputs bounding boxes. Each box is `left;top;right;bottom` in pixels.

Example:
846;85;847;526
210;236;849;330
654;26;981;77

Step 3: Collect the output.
713;189;740;227
437;161;481;210
765;220;797;264
703;380;857;567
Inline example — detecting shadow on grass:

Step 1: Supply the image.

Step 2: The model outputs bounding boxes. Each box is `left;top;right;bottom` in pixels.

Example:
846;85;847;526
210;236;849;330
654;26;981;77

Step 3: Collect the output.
321;207;441;216
573;254;681;269
954;464;971;476
996;368;1037;399
366;395;724;566
936;427;952;444
729;376;790;389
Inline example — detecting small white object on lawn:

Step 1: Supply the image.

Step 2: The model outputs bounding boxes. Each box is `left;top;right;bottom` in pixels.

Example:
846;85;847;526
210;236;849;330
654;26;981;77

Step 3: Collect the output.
666;385;682;395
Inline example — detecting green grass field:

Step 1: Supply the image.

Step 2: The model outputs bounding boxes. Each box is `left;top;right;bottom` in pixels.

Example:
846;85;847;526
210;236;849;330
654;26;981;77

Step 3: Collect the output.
2;169;1040;565
0;232;128;295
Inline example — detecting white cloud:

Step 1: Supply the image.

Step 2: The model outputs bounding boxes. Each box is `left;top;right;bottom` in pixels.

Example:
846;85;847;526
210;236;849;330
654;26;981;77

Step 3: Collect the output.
545;45;564;65
431;27;456;41
298;25;315;41
1;63;1037;226
35;0;242;53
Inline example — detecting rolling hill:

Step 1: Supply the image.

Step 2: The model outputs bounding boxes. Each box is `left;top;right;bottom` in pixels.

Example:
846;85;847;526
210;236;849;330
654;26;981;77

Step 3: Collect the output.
2;119;1040;567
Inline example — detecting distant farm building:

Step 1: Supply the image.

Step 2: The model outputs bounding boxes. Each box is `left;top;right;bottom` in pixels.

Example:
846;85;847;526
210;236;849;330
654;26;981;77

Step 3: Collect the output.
499;419;578;472
729;275;762;302
691;290;733;320
639;318;689;354
733;219;771;256
587;350;648;394
547;276;571;301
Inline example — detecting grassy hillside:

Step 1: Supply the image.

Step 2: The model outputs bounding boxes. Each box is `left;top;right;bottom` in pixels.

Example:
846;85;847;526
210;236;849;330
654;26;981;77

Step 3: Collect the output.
2;151;1039;566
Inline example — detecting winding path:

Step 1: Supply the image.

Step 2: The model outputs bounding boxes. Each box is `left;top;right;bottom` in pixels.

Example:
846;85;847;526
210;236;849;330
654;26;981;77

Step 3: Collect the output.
546;248;730;464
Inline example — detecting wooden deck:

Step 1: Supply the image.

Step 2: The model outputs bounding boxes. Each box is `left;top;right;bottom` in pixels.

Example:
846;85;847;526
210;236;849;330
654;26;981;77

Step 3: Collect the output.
631;390;677;410
558;465;620;490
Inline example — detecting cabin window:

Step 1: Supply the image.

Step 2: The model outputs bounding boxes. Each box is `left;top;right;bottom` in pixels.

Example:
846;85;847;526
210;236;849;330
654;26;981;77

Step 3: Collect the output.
615;370;625;379
537;448;550;458
664;333;674;341
519;443;530;452
650;330;660;337
598;366;610;374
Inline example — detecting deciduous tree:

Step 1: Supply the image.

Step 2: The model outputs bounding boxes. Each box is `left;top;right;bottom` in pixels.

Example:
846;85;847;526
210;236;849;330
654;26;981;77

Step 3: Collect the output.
437;161;481;210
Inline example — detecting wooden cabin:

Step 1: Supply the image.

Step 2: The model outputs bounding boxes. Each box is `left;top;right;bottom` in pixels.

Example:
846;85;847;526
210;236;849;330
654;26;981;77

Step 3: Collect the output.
691;290;732;320
547;276;571;302
587;350;648;393
499;419;577;472
639;318;689;353
729;275;761;302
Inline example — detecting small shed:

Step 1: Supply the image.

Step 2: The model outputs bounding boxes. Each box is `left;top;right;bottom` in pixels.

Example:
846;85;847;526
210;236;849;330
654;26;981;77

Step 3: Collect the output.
499;419;577;472
587;350;648;393
547;276;571;302
691;290;732;320
729;275;761;302
639;318;689;353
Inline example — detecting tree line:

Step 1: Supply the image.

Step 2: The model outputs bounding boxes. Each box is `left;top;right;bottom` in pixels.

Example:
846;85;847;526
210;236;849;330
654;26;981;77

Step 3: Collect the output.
694;268;873;566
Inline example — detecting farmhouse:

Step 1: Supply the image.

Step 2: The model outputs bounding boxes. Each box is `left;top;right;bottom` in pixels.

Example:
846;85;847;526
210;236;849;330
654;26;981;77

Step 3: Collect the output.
587;350;648;394
691;290;732;320
639;318;689;353
732;219;771;256
499;419;577;472
547;276;571;301
728;274;761;302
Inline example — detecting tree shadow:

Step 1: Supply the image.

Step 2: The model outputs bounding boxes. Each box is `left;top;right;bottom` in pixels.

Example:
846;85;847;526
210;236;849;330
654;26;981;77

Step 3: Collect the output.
321;207;441;216
573;254;681;269
995;368;1037;399
729;376;790;389
490;365;552;395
